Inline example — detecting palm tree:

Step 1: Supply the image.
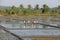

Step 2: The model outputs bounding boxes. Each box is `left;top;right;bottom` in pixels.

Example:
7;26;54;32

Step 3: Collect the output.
28;4;32;9
19;4;24;10
42;4;50;13
34;4;40;10
27;4;34;15
57;6;60;14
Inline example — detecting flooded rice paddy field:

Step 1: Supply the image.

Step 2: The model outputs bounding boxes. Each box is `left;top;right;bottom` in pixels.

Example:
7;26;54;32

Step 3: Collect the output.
0;16;60;40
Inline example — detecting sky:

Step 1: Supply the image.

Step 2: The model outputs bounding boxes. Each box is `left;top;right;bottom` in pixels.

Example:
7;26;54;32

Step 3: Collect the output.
0;0;60;8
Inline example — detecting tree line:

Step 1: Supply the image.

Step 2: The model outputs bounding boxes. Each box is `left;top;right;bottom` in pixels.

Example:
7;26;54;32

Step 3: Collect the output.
0;4;60;16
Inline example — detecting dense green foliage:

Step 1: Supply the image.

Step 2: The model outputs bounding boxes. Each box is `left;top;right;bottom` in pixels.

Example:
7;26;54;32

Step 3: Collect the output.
0;4;60;16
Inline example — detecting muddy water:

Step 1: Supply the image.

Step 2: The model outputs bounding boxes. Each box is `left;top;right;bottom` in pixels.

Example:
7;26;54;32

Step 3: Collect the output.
0;16;60;40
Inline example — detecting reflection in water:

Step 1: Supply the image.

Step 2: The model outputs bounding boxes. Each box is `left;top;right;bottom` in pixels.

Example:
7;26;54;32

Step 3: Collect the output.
0;21;44;28
0;18;60;40
0;20;44;40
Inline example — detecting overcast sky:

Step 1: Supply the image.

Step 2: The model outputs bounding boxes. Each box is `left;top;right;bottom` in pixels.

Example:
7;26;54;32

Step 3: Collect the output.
0;0;60;8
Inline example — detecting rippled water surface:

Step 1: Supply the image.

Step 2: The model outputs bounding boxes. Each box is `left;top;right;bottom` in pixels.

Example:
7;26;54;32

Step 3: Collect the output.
0;17;60;40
